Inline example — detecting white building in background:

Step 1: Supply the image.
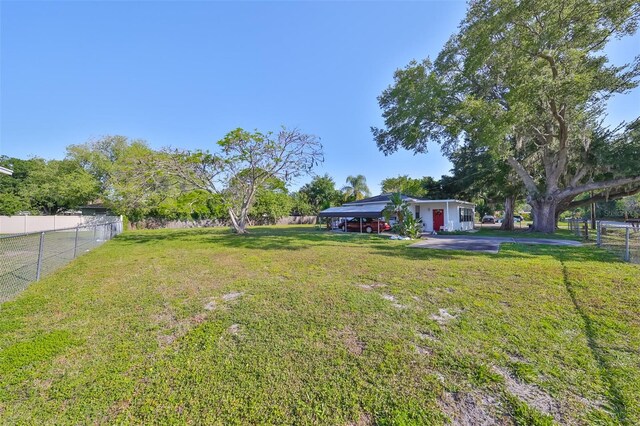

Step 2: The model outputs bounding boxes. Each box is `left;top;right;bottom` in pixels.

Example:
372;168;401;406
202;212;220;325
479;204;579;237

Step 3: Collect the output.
319;194;475;233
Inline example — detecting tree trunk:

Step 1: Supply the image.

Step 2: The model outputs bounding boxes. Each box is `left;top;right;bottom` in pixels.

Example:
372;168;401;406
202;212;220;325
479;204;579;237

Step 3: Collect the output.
531;199;558;233
500;195;515;231
228;208;248;234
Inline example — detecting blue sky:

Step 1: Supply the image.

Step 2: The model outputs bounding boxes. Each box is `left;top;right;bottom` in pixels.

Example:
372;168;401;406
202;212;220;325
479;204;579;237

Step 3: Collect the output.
1;1;638;193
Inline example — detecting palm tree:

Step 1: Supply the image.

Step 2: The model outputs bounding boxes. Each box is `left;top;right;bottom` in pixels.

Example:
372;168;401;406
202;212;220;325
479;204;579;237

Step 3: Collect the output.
382;192;408;224
342;175;371;201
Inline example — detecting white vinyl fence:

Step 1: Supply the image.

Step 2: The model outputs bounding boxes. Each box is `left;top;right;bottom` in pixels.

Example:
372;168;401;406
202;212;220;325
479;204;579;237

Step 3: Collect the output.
0;215;108;234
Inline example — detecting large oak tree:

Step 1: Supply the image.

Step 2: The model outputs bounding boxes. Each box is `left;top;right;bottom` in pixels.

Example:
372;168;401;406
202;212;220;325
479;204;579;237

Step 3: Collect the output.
373;0;640;232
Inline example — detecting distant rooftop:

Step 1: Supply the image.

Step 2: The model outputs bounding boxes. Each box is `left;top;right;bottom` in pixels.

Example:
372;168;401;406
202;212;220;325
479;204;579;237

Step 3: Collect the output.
0;166;13;176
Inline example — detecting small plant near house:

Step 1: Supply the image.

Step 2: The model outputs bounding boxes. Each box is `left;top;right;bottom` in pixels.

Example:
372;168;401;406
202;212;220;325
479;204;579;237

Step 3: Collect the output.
384;193;422;239
401;214;422;239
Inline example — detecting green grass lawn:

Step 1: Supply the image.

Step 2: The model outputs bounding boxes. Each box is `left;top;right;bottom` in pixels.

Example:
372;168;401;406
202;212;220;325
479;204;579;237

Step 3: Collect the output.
1;226;638;425
442;225;582;241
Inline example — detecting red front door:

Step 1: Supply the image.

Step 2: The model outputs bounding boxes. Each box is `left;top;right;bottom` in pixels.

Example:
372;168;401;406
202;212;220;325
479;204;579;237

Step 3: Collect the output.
433;209;444;231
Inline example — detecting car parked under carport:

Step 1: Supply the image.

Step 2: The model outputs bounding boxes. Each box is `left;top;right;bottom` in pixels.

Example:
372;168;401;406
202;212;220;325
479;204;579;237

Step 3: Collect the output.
338;217;391;233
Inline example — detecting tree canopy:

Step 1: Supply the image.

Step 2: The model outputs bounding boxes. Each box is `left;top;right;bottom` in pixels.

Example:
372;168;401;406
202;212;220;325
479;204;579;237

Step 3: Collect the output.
0;156;99;215
297;174;342;214
342;175;371;202
161;127;323;233
3;131;323;228
373;0;640;232
380;175;427;198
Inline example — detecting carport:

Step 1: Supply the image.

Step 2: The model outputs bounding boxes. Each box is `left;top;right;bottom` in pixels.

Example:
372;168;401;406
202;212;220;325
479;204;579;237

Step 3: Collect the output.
318;204;387;233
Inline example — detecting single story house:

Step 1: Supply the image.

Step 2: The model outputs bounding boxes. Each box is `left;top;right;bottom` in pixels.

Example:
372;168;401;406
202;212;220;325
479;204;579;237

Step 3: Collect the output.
318;194;475;233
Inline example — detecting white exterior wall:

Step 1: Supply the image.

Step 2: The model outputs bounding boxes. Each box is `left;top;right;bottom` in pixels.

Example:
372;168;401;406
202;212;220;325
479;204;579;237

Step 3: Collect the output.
457;205;475;231
411;202;475;232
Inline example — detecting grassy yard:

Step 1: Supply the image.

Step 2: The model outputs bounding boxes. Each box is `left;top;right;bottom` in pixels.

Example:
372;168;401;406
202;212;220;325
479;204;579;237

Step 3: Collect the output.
443;225;582;241
1;226;638;425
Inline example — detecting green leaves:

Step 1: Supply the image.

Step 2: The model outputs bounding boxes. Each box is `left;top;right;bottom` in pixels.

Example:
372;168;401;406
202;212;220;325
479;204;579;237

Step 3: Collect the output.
380;176;426;198
342;175;371;202
373;0;640;231
1;158;100;215
164;127;323;232
298;174;342;214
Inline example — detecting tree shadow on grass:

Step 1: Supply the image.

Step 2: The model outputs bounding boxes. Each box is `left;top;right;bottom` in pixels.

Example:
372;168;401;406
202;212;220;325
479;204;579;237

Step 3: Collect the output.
560;261;629;424
114;226;624;265
115;226;395;251
115;228;224;245
369;241;624;265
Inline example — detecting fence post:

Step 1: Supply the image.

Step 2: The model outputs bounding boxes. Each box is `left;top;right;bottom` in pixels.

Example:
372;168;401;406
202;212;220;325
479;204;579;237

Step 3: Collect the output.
73;226;79;258
36;232;45;281
596;221;601;247
583;221;589;240
625;227;631;262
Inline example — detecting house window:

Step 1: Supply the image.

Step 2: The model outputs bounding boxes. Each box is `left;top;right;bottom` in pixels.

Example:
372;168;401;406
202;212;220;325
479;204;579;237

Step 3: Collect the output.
459;208;473;222
415;205;420;219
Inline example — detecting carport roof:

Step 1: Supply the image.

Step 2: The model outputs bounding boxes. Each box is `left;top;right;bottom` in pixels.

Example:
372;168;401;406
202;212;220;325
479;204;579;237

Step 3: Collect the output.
317;203;386;218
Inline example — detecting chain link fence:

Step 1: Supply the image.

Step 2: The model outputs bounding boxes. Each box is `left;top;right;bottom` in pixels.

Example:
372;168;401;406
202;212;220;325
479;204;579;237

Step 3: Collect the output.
597;221;640;264
0;218;123;303
566;218;591;239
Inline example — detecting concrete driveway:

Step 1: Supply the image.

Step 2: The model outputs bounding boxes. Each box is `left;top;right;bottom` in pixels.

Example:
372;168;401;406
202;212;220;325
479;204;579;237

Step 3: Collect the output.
409;235;581;254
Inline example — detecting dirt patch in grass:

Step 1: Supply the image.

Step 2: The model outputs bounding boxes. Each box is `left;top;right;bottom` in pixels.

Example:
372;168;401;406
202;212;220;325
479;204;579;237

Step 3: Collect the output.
33;377;53;391
381;294;396;302
415;345;432;356
155;305;209;347
227;323;241;336
336;326;365;356
222;292;244;302
346;412;373;426
357;283;387;291
431;308;458;325
493;366;563;421
191;313;207;325
506;353;527;364
380;293;407;309
417;330;438;341
204;290;243;311
439;390;507;426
